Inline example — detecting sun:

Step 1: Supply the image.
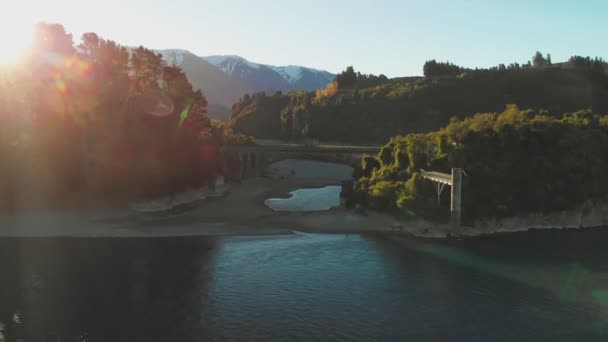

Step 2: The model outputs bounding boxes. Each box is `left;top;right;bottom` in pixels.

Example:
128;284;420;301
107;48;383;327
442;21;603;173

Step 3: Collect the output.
0;21;34;65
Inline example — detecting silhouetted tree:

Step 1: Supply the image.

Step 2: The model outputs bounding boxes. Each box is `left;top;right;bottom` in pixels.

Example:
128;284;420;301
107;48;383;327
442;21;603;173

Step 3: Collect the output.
423;60;466;77
30;22;76;57
0;23;226;211
131;46;164;91
532;51;551;67
336;66;357;87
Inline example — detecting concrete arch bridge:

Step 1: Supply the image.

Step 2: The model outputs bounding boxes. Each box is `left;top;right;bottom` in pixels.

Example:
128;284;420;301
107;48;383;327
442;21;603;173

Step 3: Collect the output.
222;144;381;179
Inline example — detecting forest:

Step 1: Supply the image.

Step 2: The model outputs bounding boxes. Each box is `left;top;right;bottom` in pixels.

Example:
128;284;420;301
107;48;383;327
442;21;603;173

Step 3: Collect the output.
227;53;608;144
0;23;242;212
352;106;608;223
3;26;608;221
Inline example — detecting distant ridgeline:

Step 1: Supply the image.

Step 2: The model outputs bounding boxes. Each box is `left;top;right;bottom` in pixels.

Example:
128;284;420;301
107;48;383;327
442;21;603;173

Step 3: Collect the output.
227;53;608;144
352;106;608;223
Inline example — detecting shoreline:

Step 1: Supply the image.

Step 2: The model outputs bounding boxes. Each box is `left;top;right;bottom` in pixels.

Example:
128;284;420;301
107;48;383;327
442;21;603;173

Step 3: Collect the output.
1;158;607;239
2;200;606;240
1;215;606;240
0;205;606;239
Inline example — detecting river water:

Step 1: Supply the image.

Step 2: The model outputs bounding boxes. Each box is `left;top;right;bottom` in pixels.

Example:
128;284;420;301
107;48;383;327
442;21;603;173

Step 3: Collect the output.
264;185;341;212
1;229;608;341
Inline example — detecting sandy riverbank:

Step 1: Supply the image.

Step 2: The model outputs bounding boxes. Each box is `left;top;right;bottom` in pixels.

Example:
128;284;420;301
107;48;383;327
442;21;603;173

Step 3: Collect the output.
1;158;606;239
0;159;400;238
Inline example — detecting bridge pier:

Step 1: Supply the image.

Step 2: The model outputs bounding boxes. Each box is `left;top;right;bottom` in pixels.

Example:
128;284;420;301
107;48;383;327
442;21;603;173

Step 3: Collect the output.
253;152;261;177
249;151;256;176
256;152;264;176
420;168;464;228
240;152;248;179
450;168;463;227
238;151;266;178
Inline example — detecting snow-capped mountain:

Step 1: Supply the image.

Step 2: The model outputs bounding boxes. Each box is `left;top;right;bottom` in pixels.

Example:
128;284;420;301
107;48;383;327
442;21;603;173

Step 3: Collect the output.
204;55;260;72
202;55;335;93
271;65;336;90
154;49;335;118
271;65;304;84
157;49;190;66
203;55;292;94
155;49;247;114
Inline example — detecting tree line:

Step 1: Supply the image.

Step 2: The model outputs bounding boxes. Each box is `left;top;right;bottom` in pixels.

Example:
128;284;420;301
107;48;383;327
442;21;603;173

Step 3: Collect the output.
228;54;608;144
423;51;556;77
0;23;230;212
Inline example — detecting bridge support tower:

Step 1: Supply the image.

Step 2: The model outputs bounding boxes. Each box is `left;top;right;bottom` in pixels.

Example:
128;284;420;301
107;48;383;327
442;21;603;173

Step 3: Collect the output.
421;168;464;228
450;168;463;227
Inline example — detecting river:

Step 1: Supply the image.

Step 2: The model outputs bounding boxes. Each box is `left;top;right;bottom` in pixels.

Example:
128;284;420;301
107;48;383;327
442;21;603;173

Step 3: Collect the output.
1;229;608;341
265;185;342;212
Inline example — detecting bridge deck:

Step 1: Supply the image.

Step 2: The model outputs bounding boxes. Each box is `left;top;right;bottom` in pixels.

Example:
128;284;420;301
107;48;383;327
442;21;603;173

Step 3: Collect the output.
420;170;452;185
223;144;381;154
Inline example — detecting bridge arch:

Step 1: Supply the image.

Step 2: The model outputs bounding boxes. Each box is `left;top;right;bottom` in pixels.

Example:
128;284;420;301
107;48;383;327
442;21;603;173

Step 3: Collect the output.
264;153;362;167
222;144;380;179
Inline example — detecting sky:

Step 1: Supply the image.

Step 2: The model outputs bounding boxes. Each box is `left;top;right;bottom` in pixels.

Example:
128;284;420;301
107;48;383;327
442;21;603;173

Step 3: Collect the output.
1;0;607;76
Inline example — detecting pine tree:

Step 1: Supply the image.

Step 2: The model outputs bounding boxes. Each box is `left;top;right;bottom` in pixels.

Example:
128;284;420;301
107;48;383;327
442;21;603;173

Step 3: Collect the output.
532;51;547;67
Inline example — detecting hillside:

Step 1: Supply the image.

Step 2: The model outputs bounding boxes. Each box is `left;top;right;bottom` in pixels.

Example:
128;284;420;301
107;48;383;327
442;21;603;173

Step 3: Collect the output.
227;57;608;144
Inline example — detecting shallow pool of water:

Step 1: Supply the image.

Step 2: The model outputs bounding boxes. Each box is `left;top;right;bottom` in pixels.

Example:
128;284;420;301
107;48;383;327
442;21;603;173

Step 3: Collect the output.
264;185;341;212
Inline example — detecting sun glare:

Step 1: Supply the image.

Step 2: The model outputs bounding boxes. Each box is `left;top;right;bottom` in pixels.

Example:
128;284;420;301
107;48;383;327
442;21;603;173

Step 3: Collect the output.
0;22;33;65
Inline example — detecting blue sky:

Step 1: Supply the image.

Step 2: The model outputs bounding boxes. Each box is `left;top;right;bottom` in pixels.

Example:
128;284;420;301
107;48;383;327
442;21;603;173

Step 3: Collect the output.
6;0;608;76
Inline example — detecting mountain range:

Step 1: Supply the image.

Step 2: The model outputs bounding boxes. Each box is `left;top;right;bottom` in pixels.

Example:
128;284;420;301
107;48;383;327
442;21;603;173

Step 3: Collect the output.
156;49;336;119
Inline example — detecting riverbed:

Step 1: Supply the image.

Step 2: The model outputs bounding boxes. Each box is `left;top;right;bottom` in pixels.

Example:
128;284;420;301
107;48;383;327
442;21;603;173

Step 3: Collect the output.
1;230;608;341
0;159;401;238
